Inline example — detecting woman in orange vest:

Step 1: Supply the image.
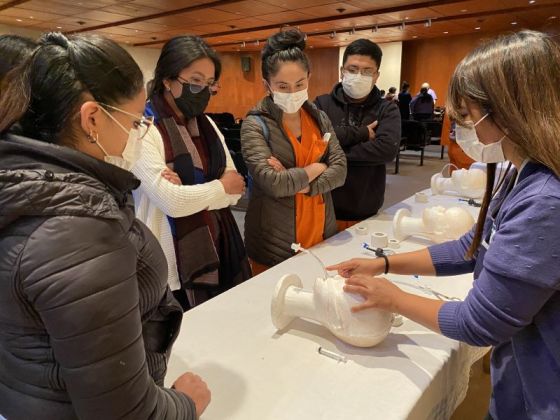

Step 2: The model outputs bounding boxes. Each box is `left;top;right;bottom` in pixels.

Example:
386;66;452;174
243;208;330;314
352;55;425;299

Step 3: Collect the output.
241;29;347;276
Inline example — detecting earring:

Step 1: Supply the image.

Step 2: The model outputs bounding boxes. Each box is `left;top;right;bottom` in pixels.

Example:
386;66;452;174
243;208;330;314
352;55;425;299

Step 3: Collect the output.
87;131;99;143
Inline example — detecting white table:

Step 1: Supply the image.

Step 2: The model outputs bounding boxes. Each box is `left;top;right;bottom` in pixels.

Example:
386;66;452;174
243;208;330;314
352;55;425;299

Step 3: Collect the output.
166;189;489;420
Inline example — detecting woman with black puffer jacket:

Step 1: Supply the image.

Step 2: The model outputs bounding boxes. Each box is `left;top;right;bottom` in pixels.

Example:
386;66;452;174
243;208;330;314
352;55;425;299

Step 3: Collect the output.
0;32;209;420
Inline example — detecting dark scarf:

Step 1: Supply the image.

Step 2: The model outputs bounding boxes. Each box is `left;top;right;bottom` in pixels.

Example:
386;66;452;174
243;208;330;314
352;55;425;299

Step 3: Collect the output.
149;93;251;308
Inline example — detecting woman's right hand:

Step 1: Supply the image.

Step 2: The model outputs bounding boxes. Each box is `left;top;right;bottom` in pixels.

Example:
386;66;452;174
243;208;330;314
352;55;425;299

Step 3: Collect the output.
173;372;211;417
326;258;384;278
219;170;245;195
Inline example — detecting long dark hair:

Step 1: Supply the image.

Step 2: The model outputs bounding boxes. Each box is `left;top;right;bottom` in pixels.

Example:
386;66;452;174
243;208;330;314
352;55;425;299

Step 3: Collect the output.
419;87;432;103
149;35;221;97
261;29;310;82
0;32;143;145
0;34;36;82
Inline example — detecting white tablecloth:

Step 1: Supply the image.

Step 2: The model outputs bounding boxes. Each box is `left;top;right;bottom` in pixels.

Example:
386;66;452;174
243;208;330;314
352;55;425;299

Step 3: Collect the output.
166;189;489;420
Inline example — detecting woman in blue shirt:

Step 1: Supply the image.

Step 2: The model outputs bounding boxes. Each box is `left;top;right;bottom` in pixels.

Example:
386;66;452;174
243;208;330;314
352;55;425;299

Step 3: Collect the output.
329;30;560;420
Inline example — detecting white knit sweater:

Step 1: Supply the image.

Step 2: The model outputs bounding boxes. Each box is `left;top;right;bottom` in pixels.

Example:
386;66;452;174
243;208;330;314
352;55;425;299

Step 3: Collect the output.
132;117;240;291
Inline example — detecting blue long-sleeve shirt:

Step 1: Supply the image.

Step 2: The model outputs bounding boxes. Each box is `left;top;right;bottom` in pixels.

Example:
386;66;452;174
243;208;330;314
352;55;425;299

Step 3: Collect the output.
428;162;560;420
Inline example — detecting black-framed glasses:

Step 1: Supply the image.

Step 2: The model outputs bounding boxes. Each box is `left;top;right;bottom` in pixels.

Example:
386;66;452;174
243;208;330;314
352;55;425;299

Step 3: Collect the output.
176;76;220;96
342;66;378;77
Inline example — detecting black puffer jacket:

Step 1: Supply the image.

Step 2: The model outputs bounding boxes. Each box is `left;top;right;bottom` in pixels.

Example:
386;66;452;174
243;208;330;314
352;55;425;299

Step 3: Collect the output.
315;84;401;221
0;135;196;419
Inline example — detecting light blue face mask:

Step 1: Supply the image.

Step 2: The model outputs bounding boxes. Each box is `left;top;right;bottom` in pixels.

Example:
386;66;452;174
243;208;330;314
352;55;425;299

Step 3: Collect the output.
455;113;506;163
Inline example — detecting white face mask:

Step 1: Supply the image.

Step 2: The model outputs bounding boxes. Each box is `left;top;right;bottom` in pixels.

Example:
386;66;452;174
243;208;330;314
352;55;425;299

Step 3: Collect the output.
95;106;143;171
455;113;506;163
271;89;308;114
342;72;373;99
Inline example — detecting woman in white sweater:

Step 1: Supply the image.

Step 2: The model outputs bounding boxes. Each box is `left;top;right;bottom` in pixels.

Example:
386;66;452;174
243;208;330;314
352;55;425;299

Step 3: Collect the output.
134;35;252;310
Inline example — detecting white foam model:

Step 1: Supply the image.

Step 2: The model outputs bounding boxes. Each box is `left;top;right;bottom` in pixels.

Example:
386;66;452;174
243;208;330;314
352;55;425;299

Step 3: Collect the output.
271;274;393;347
393;206;475;243
431;168;486;199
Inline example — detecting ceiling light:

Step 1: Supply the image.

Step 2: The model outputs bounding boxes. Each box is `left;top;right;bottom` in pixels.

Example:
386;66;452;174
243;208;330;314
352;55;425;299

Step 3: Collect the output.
57;26;62;29
475;26;481;30
511;21;518;25
443;31;449;34
549;16;557;19
424;18;432;28
412;35;418;38
16;19;22;22
529;0;536;4
329;31;336;39
405;16;409;20
255;40;260;46
29;16;34;19
241;41;246;48
460;9;468;12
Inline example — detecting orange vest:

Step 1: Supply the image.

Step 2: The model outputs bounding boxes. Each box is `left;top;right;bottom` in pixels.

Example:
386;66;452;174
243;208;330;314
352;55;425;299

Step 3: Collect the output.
284;109;327;249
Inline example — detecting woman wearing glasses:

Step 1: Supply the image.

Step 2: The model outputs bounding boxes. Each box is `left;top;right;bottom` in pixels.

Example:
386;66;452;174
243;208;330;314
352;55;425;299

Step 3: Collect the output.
135;35;251;310
241;29;347;275
0;33;209;418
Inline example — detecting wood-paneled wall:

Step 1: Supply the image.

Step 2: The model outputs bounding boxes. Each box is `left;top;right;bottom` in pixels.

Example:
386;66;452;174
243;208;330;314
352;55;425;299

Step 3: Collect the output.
400;30;509;107
206;47;340;119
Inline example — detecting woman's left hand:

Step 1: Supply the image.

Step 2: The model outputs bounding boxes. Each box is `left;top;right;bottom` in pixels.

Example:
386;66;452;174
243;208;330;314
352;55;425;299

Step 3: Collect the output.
161;168;182;186
343;274;403;313
267;156;286;172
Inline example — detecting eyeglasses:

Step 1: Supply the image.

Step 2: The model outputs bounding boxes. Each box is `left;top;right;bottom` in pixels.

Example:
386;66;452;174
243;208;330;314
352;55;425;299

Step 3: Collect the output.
343;66;378;77
98;103;154;139
176;75;220;96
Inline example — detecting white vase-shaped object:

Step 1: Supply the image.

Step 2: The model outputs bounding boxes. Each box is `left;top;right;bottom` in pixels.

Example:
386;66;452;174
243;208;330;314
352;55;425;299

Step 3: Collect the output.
271;274;393;347
431;168;486;199
393;206;475;243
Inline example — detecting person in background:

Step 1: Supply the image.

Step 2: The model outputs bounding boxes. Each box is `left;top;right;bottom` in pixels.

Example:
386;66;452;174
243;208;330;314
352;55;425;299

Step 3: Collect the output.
385;86;397;102
398;81;412;120
241;29;346;275
140;35;251;310
421;81;437;104
0;32;209;419
315;38;400;231
410;86;434;120
0;34;36;83
329;30;560;420
379;89;386;98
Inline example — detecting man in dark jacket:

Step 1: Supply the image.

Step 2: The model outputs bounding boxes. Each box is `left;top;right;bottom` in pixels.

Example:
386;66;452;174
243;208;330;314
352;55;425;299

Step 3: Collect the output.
315;39;400;229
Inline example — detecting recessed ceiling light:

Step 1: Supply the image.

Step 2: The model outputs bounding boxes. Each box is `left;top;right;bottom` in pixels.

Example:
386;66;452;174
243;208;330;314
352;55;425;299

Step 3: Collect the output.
511;21;518;25
16;19;22;22
29;16;34;19
405;16;409;20
443;31;449;34
412;35;418;38
57;26;62;29
460;9;468;12
548;16;557;19
529;0;536;4
475;26;481;30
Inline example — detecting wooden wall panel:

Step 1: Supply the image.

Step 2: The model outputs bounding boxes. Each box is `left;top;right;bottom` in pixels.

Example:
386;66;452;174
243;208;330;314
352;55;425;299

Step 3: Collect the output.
400;30;507;106
206;47;340;119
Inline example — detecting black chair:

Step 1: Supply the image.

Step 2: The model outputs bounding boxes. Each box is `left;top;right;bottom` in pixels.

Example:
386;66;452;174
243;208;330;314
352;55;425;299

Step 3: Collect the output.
394;120;431;173
422;120;444;159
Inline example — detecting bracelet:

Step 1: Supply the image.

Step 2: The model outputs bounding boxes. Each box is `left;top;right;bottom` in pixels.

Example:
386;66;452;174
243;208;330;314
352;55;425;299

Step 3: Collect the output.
381;254;389;275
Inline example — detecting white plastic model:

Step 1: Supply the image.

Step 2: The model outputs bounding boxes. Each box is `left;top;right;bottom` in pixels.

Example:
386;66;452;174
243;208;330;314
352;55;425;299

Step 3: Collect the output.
393;206;475;243
431;168;486;199
271;274;393;347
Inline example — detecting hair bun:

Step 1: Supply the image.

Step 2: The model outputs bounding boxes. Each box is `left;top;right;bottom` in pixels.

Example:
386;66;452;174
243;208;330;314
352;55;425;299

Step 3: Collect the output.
39;32;70;49
264;29;306;56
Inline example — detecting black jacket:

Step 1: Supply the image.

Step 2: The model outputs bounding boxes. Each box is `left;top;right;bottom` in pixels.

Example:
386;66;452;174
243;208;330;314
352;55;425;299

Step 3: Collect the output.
315;83;401;221
0;135;196;419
